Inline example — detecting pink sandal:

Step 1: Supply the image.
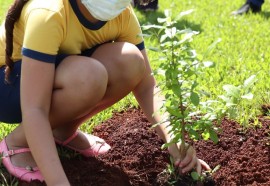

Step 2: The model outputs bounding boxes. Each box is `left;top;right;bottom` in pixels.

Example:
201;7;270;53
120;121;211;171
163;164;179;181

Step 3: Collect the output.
54;131;111;157
0;138;44;182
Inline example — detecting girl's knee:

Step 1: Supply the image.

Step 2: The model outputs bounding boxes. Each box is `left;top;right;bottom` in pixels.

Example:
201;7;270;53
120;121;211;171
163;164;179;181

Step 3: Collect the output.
55;56;108;101
118;43;146;82
79;59;107;92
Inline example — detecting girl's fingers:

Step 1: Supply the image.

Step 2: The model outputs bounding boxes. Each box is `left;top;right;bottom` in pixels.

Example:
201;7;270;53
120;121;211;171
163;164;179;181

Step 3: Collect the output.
171;144;211;174
179;154;192;168
180;156;197;174
180;158;210;175
179;145;195;168
198;159;211;171
196;158;202;175
174;158;181;167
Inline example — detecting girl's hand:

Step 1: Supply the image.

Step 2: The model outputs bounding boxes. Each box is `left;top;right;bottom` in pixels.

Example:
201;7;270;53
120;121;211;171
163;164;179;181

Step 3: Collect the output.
168;143;211;175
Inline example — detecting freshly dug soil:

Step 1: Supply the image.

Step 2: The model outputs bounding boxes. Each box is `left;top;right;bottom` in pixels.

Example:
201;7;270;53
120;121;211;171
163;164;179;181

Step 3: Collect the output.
1;108;270;186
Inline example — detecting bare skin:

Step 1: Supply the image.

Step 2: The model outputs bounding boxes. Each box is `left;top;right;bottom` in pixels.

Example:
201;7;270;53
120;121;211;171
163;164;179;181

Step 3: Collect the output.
4;1;210;185
6;42;146;185
6;42;209;185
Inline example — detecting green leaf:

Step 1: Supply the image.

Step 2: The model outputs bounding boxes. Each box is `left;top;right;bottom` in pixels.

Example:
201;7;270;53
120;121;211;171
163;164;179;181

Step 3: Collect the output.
160;34;168;43
141;24;164;30
173;133;182;141
185;69;195;77
243;75;256;88
161;141;174;149
191;171;200;181
164;27;177;38
157;17;167;23
172;84;181;96
209;129;219;144
148;46;160;52
191;82;199;90
218;95;232;103
175;9;194;21
164;29;173;39
202;130;210;140
203;38;222;59
167;107;182;117
241;93;254;100
188;129;200;140
223;85;240;98
164;9;172;18
203;61;215;68
190;92;200;106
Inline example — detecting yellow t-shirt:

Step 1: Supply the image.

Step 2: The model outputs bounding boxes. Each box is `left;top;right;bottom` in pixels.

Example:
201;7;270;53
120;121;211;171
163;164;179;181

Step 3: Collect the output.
0;0;144;66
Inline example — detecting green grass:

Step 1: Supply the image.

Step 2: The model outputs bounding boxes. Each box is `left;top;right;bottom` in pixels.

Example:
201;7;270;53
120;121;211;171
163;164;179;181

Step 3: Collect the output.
0;1;10;20
136;0;270;126
1;0;270;136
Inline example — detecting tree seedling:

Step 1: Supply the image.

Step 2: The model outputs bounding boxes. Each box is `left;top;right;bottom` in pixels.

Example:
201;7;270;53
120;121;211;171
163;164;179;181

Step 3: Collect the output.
142;9;220;181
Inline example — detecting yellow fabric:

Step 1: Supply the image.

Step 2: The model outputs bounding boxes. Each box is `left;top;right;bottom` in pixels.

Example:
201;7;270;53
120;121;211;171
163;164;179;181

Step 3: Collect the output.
0;0;144;66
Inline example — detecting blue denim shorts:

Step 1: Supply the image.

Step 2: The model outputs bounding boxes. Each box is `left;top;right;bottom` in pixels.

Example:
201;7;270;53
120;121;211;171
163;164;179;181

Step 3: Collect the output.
0;62;22;123
0;55;69;123
0;55;68;124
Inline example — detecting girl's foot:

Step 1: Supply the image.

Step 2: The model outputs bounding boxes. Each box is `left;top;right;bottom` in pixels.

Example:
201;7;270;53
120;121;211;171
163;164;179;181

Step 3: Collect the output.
0;137;43;182
54;130;111;157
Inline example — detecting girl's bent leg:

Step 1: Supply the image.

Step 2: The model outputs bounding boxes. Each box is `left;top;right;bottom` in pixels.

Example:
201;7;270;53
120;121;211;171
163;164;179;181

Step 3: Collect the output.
6;41;145;163
5;55;108;167
86;42;146;116
53;42;146;147
49;55;108;126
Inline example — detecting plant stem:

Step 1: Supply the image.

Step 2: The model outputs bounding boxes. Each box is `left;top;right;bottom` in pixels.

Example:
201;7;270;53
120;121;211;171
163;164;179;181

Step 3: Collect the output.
179;95;187;161
170;27;188;162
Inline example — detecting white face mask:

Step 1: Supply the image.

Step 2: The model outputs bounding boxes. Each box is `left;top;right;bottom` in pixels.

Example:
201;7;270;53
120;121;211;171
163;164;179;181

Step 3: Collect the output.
81;0;131;21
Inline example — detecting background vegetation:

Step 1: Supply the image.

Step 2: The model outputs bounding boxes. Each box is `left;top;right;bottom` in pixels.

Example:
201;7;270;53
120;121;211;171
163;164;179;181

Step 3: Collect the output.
0;0;269;138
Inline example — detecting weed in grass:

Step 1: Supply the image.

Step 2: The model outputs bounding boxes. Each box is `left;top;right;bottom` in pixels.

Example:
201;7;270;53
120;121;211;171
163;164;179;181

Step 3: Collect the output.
218;74;257;128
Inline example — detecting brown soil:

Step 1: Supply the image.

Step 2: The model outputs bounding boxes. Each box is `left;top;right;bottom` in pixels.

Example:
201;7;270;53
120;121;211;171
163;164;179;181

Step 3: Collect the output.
1;108;270;186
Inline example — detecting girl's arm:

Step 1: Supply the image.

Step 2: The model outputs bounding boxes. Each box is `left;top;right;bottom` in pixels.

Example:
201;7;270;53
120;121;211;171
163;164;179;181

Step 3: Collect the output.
20;56;70;185
132;49;173;142
132;49;210;174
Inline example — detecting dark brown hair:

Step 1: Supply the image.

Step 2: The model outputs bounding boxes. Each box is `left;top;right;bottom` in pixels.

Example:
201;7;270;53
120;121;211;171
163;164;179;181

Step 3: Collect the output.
5;0;29;83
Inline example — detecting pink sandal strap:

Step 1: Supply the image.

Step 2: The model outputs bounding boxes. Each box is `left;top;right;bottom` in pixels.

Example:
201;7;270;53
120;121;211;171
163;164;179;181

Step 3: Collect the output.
54;131;111;157
2;148;31;157
0;138;44;182
54;131;79;146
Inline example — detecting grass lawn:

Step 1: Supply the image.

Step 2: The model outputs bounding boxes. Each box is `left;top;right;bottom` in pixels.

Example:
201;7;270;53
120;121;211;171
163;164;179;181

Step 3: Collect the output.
0;0;270;137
